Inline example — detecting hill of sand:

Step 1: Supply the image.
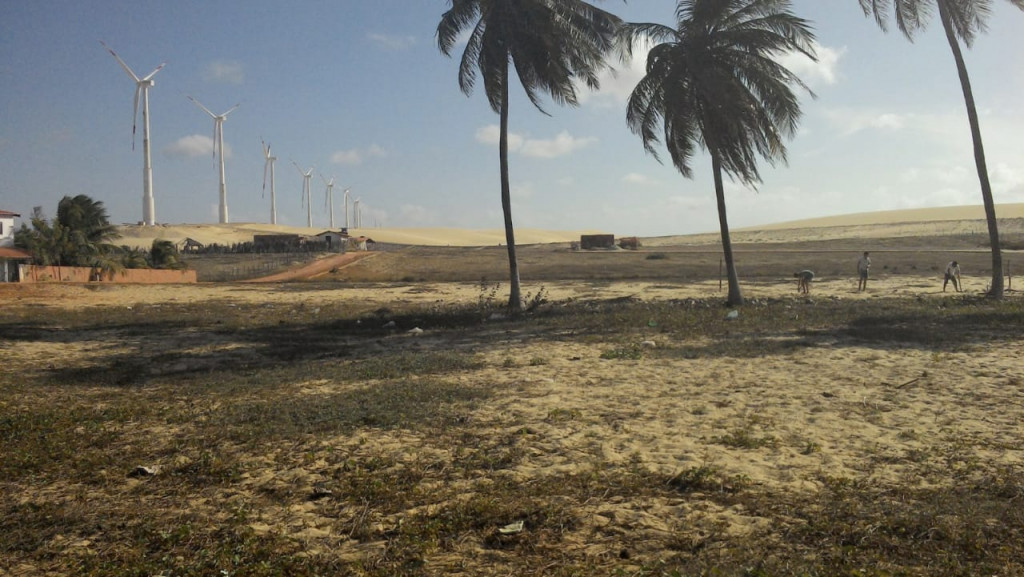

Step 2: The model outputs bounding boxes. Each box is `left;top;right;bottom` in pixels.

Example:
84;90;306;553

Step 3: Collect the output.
113;203;1024;249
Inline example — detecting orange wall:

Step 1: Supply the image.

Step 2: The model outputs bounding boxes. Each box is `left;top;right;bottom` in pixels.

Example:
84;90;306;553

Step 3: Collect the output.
19;265;197;284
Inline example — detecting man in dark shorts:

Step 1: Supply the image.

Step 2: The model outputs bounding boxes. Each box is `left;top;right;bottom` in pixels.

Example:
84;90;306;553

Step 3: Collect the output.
857;251;871;292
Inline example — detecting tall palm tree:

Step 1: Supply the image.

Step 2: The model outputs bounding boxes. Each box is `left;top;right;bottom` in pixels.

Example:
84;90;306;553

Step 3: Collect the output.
620;0;816;306
437;0;621;310
858;0;1022;299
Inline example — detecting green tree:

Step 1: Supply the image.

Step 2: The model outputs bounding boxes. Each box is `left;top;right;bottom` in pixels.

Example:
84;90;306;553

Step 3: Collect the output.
15;195;124;276
149;239;186;270
437;0;621;311
858;0;1022;298
620;0;816;306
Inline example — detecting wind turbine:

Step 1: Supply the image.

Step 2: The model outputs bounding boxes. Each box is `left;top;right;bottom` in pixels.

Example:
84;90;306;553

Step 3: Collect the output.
100;41;165;226
188;96;239;224
261;139;277;225
321;174;337;229
353;197;361;229
343;188;352;230
293;161;315;228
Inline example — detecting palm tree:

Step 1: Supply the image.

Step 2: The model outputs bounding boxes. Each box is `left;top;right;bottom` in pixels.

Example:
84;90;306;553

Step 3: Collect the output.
56;194;121;266
858;1;1022;299
620;0;816;306
437;0;621;311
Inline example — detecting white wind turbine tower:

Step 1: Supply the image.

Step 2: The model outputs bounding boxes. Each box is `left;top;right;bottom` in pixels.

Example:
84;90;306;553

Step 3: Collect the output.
261;139;277;225
353;197;361;229
343;188;352;230
321;174;337;229
100;41;165;226
293;161;315;228
188;96;239;224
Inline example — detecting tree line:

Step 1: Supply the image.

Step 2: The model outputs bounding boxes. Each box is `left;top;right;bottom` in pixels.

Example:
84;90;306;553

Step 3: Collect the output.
14;195;186;275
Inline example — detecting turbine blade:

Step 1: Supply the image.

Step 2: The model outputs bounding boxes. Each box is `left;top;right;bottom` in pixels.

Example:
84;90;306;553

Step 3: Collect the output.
221;103;240;117
187;95;216;118
131;86;141;150
141;63;165;81
262;159;269;198
100;41;140;82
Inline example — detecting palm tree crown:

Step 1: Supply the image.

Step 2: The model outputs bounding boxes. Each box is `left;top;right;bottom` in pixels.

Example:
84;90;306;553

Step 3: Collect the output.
438;0;621;114
860;0;1024;45
621;0;816;184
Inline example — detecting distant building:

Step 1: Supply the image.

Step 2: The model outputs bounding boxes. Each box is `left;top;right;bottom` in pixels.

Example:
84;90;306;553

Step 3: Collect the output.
0;210;33;282
580;234;615;250
316;230;347;252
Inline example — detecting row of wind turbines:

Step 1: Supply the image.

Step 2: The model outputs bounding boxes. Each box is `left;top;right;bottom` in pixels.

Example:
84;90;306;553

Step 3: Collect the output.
101;41;363;230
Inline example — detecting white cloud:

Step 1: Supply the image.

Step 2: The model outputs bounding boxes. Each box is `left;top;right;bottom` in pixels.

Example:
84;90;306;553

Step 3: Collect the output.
203;60;244;85
331;145;387;166
477;125;597;158
367;33;416;50
825;108;907;136
475;125;524;150
520;131;596;158
622;172;660;186
578;42;651;106
777;43;845;88
163;134;232;159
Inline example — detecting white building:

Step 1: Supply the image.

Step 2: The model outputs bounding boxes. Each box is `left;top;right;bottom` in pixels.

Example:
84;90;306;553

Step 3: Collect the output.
0;210;33;282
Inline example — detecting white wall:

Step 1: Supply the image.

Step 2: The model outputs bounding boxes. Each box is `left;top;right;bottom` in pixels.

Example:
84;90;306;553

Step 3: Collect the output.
0;216;16;247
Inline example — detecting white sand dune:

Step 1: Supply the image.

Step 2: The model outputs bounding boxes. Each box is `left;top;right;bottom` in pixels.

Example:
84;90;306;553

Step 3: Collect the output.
114;203;1024;249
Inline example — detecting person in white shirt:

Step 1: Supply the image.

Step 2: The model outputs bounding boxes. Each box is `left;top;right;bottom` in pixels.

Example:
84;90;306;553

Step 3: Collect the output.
943;260;961;292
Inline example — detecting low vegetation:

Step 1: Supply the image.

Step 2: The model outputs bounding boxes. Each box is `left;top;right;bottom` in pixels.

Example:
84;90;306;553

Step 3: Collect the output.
2;287;1023;575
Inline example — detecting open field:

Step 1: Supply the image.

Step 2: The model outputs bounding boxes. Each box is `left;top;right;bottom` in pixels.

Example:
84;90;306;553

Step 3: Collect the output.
3;216;1024;575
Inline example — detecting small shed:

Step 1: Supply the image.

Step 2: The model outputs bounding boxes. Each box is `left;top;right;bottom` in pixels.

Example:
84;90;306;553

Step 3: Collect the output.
176;237;205;253
580;234;615;250
316;230;347;252
618;236;641;250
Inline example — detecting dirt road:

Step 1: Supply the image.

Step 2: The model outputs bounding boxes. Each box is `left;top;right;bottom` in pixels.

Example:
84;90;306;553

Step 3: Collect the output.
244;252;378;282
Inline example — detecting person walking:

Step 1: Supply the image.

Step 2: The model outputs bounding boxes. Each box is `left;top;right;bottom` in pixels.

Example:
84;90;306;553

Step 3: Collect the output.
857;251;871;292
943;260;961;292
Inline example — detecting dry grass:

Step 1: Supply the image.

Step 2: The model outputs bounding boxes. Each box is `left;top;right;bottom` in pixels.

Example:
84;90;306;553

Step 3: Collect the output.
2;243;1024;575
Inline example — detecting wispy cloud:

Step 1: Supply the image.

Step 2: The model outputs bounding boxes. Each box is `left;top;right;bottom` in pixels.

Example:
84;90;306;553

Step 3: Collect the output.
476;125;595;158
622;172;660;186
825;108;907;136
776;43;845;88
368;32;416;50
330;144;387;166
163;134;231;159
203;60;244;85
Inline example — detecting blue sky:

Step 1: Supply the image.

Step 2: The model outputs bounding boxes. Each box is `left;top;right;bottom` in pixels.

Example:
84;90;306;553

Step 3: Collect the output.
1;1;1021;237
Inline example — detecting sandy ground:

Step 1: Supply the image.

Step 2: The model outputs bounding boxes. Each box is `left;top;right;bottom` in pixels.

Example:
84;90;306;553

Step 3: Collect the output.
2;273;1022;571
4;206;1023;572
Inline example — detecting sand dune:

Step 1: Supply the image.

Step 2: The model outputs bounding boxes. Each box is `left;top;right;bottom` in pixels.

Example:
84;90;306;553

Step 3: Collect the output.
113;203;1024;249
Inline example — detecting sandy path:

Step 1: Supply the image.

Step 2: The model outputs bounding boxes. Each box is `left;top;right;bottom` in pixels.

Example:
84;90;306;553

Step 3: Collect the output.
244;252;378;282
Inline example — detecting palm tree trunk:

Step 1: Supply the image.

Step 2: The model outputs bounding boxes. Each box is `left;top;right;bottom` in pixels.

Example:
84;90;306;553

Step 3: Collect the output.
937;1;1003;298
712;153;743;306
499;65;523;311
